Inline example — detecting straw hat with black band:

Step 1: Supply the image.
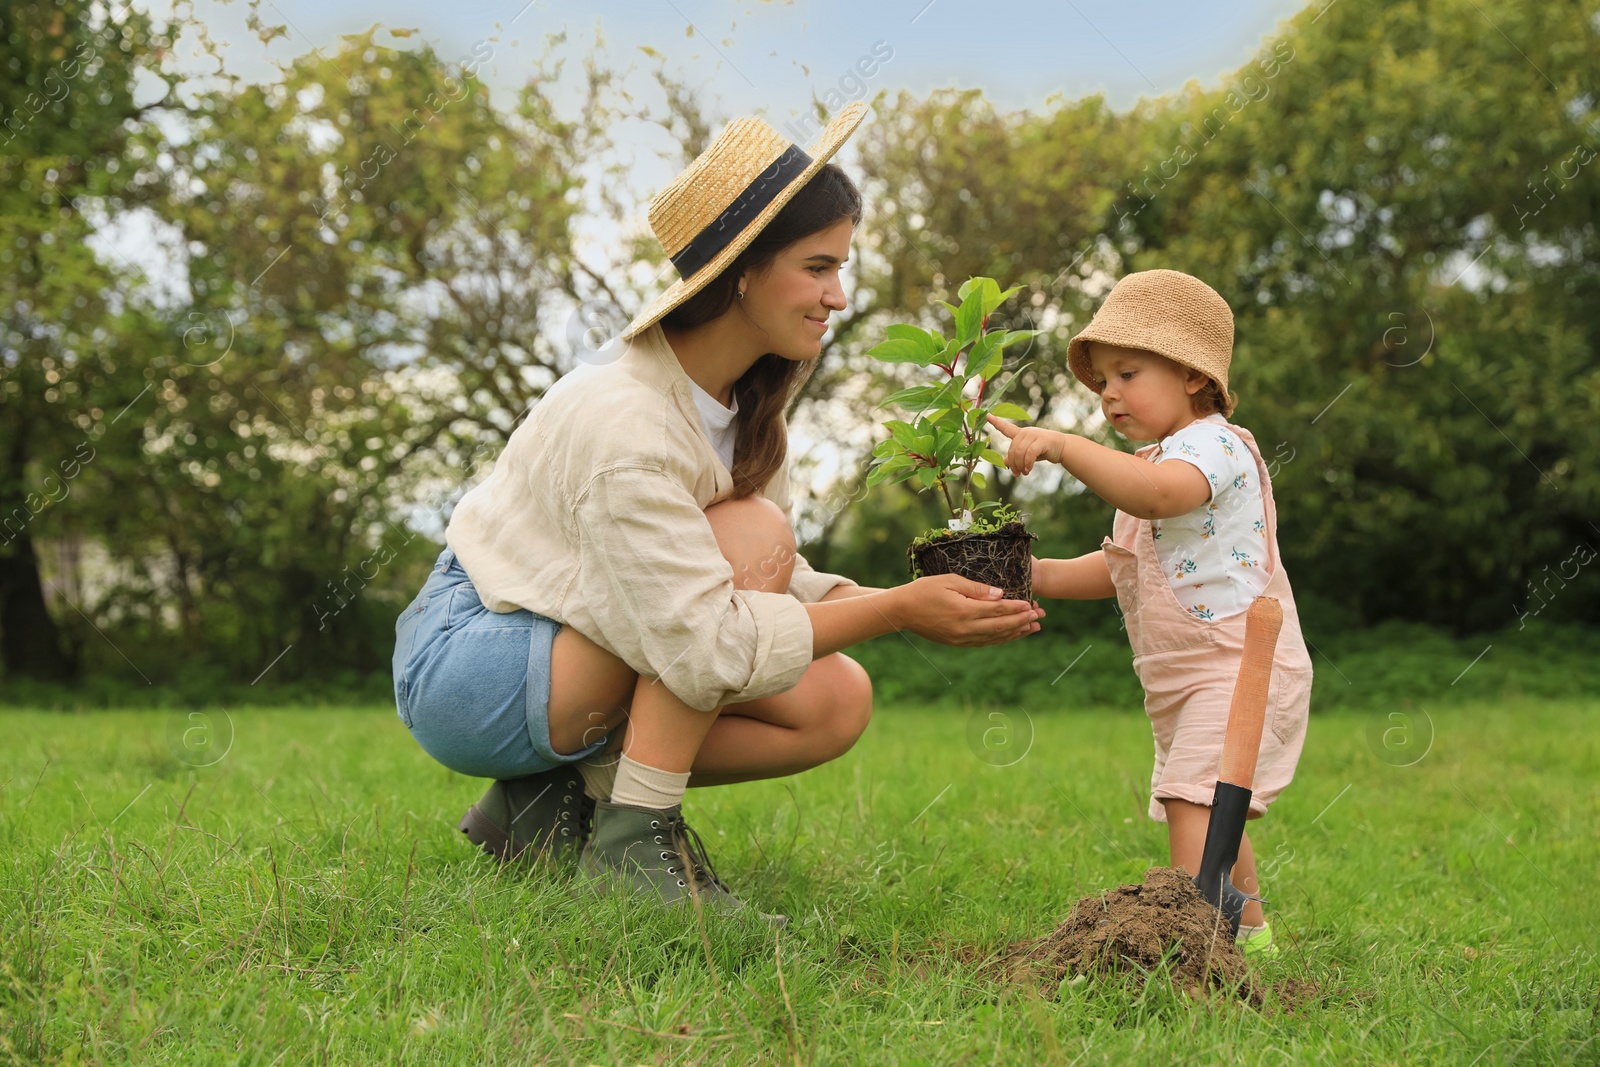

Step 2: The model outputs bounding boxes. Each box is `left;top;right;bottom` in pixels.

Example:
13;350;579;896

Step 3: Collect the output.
620;101;870;343
1065;269;1238;417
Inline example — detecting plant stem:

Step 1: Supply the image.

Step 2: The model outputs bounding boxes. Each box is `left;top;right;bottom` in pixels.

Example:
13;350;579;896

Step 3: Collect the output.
961;377;988;509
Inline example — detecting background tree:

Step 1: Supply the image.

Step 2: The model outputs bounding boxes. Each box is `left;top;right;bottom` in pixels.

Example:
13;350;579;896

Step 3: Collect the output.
2;15;698;685
0;0;198;680
4;0;1597;693
1113;0;1600;630
808;1;1600;634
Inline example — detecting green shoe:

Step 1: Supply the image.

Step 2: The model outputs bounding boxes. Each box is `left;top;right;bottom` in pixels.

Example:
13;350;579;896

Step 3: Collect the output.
577;800;787;927
457;765;594;866
1237;920;1281;960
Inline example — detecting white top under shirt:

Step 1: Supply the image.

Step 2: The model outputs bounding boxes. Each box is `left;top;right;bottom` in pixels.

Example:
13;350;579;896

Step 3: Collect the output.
1149;414;1271;622
688;377;739;470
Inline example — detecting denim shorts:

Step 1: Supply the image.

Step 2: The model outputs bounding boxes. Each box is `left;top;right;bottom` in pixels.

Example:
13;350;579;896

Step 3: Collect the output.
392;548;610;779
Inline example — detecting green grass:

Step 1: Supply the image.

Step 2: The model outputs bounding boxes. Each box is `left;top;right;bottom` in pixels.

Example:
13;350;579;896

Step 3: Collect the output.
2;699;1596;1065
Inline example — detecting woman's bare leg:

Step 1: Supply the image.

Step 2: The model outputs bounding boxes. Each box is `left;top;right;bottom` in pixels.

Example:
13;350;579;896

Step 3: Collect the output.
546;629;633;757
688;652;872;785
552;637;873;783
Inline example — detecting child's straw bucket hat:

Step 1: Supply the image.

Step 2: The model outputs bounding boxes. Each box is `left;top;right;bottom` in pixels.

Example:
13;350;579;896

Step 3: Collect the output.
1066;269;1237;416
621;102;870;341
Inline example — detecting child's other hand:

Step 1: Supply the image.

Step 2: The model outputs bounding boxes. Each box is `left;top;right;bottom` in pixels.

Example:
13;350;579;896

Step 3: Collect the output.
986;416;1063;476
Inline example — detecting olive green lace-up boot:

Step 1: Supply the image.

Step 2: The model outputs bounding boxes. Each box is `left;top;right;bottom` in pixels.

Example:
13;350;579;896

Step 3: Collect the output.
577;800;786;926
457;765;594;866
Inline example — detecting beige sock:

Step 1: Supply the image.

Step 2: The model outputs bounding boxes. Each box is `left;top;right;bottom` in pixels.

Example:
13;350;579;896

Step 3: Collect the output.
610;754;690;810
576;755;618;802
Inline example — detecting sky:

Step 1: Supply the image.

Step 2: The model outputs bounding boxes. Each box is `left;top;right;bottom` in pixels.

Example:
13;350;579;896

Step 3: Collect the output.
178;0;1311;123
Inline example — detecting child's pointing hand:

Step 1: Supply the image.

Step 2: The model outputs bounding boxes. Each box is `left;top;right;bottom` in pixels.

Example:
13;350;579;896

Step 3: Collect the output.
986;415;1068;477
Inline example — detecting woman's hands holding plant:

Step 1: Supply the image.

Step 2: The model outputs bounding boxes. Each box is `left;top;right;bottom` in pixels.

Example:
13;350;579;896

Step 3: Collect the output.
889;573;1042;646
806;574;1041;658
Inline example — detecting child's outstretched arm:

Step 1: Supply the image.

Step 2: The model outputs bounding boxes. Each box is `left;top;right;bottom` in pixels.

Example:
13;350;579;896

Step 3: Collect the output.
986;415;1210;520
1032;551;1114;600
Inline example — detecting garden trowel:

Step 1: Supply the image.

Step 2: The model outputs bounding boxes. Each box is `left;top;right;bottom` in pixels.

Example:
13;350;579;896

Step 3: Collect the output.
1194;596;1283;937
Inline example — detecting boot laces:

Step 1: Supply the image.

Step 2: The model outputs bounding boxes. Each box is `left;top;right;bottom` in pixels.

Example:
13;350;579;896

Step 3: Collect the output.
665;813;731;895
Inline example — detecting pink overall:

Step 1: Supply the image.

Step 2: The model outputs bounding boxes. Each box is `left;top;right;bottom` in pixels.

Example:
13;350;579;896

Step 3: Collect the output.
1101;422;1314;822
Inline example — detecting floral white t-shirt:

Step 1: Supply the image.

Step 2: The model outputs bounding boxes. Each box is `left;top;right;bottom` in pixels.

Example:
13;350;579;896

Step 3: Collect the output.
1150;414;1270;622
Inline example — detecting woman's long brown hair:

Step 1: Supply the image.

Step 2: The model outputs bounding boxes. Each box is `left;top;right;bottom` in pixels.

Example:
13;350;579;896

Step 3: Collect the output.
661;163;863;498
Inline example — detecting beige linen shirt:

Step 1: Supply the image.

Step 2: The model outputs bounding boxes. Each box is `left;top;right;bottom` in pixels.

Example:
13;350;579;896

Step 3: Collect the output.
445;324;856;713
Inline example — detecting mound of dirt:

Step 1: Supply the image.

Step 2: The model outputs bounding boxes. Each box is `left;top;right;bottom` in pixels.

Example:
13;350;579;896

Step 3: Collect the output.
1010;865;1252;997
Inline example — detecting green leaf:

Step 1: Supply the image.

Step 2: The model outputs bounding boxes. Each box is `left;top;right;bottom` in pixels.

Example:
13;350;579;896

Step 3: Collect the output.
971;471;987;489
957;277;1024;319
981;447;1007;466
975;278;1001;314
989;402;1032;420
980;363;1033;407
916;468;936;489
879;324;945;365
968;333;1004;380
878;384;941;409
885;419;919;448
983;284;1022;318
868;337;941;365
871;439;900;458
868;453;919;485
885;323;934;345
954;290;984;346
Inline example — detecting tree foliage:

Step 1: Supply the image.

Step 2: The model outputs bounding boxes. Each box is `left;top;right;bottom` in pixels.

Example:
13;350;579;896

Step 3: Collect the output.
817;0;1600;634
2;0;1596;689
1;6;686;682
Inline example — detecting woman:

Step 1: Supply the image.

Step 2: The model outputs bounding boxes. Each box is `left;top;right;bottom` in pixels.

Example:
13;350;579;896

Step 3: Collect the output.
392;102;1042;924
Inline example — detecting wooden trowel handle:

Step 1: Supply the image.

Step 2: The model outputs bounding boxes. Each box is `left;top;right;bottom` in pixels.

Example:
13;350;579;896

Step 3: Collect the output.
1219;597;1283;790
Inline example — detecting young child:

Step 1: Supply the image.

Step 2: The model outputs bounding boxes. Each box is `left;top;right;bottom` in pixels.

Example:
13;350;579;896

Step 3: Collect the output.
987;269;1313;959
